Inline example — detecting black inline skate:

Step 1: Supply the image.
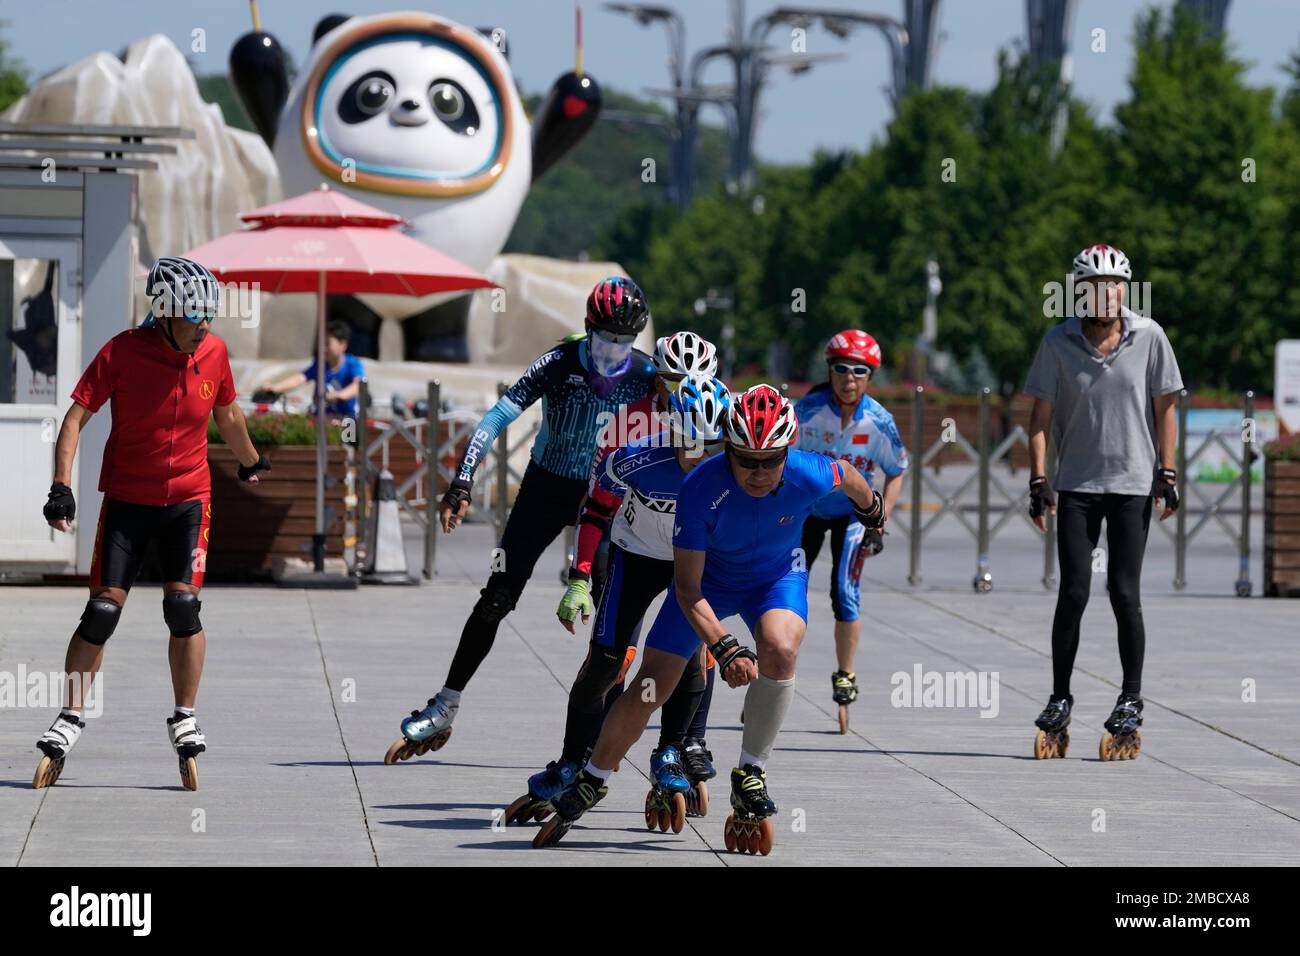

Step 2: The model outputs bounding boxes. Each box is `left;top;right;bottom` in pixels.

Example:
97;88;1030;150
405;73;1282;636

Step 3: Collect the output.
532;769;609;849
681;736;716;817
723;764;775;856
1032;695;1072;759
1100;693;1143;761
832;670;859;734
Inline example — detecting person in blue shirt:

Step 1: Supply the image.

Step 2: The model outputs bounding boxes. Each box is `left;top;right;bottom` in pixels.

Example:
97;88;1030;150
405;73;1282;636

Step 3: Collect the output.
795;329;909;730
261;320;365;419
534;384;885;854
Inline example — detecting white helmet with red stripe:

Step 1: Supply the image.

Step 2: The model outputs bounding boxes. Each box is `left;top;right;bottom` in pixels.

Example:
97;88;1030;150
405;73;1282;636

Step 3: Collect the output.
1072;244;1131;280
725;384;799;450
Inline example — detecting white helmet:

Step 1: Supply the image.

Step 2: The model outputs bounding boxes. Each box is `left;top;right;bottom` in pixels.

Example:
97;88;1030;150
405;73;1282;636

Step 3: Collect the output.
668;375;731;442
147;256;221;323
1072;244;1131;281
654;331;718;378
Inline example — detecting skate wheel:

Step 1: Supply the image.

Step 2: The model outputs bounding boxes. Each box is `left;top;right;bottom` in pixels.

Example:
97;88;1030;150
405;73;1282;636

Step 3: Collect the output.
723;815;738;852
181;756;199;791
755;817;774;856
837;704;849;735
33;755;63;789
1033;729;1050;759
670;792;687;834
644;790;657;831
505;793;535;826
533;815;567;849
686;781;709;818
1100;732;1117;761
384;738;410;765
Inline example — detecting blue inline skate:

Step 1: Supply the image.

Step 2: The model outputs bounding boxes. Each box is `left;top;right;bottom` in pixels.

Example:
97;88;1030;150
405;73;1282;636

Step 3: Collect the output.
644;745;690;833
504;760;579;825
532;769;610;849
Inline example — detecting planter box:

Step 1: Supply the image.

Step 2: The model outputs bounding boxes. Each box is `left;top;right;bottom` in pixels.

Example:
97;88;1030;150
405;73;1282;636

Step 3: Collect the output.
206;445;349;580
1264;459;1300;597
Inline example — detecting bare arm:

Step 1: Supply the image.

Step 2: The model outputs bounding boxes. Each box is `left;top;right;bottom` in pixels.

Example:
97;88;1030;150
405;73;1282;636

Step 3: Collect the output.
53;403;94;487
1028;397;1053;479
1153;392;1177;472
836;461;879;513
47;404;95;531
264;372;308;393
212;402;260;469
329;379;360;402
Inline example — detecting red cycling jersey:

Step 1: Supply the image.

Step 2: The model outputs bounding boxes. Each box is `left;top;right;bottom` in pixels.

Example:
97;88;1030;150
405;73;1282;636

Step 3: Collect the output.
71;327;237;506
572;391;666;577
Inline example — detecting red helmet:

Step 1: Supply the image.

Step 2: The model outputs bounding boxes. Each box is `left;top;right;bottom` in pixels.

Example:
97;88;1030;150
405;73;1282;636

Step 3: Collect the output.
725;384;799;450
825;329;882;369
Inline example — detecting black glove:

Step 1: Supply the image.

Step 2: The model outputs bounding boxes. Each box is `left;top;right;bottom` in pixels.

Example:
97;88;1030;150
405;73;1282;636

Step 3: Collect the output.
864;528;885;557
853;489;885;531
1028;475;1056;520
238;453;271;482
711;634;758;680
441;478;472;513
43;482;75;523
1152;467;1179;512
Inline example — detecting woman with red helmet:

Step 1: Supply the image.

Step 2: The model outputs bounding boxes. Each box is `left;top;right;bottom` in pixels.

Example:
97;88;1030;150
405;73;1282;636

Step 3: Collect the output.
535;384;884;855
795;330;909;732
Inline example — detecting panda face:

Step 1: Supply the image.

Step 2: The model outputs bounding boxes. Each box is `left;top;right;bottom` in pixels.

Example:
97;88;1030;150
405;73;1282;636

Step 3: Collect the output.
299;18;517;198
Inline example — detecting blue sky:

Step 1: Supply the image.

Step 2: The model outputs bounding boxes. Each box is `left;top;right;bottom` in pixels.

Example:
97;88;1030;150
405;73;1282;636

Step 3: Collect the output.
4;1;1297;162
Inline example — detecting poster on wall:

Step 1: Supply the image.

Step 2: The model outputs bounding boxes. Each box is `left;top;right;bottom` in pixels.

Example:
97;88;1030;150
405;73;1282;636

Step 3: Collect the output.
3;259;59;405
1276;340;1300;436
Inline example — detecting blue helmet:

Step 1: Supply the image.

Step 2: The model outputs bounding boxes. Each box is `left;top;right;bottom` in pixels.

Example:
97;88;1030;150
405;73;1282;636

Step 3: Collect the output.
669;375;731;442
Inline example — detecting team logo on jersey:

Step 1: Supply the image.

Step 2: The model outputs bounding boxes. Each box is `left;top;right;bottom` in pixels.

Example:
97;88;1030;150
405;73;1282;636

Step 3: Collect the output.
778;515;795;525
567;374;586;386
852;433;869;445
199;380;215;400
630;488;675;513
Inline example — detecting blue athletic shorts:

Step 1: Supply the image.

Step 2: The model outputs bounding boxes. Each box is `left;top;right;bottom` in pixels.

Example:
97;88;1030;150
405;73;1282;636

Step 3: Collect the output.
643;566;810;659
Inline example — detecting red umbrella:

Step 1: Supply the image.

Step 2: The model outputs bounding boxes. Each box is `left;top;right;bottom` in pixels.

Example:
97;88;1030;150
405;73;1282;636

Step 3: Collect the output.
184;184;495;576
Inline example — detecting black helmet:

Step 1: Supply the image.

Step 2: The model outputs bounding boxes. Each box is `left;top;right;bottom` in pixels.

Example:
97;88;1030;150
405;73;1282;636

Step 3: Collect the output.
585;276;649;335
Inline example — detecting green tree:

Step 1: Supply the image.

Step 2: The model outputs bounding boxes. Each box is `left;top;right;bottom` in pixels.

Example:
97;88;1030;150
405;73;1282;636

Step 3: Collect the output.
0;21;28;113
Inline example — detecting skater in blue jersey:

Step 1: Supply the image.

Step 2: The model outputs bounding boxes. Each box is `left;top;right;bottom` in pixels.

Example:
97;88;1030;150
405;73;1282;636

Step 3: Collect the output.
795;329;908;732
534;385;885;854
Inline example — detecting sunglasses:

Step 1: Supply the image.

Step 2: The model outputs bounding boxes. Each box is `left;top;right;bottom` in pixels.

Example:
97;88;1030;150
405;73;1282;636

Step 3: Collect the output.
729;447;787;471
593;329;637;345
830;362;871;377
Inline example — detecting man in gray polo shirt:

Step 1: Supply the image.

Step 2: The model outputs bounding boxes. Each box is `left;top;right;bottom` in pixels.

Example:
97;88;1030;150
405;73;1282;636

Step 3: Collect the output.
1024;244;1183;762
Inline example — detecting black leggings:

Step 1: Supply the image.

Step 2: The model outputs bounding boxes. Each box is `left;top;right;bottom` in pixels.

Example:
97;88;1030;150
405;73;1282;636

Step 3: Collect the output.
560;547;707;763
1051;492;1152;698
445;462;587;691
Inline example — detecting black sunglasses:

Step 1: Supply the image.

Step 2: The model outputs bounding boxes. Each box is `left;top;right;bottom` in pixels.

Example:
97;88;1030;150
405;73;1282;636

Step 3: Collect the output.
729;447;787;471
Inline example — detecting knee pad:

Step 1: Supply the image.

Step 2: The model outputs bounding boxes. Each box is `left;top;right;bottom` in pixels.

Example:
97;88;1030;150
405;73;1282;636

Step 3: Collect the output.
162;591;203;638
571;645;626;710
473;582;516;624
78;598;122;646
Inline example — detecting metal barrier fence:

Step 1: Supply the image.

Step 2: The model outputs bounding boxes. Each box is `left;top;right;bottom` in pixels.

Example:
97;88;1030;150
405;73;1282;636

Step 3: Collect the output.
894;387;1258;595
354;379;540;578
355;379;1260;594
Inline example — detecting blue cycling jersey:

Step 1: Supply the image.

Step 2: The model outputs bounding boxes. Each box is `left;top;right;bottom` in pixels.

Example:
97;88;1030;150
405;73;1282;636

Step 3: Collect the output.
673;449;843;585
455;338;657;484
794;385;908;519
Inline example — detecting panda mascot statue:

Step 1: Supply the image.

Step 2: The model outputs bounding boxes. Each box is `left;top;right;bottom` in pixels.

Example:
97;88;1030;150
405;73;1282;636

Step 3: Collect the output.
229;11;601;360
